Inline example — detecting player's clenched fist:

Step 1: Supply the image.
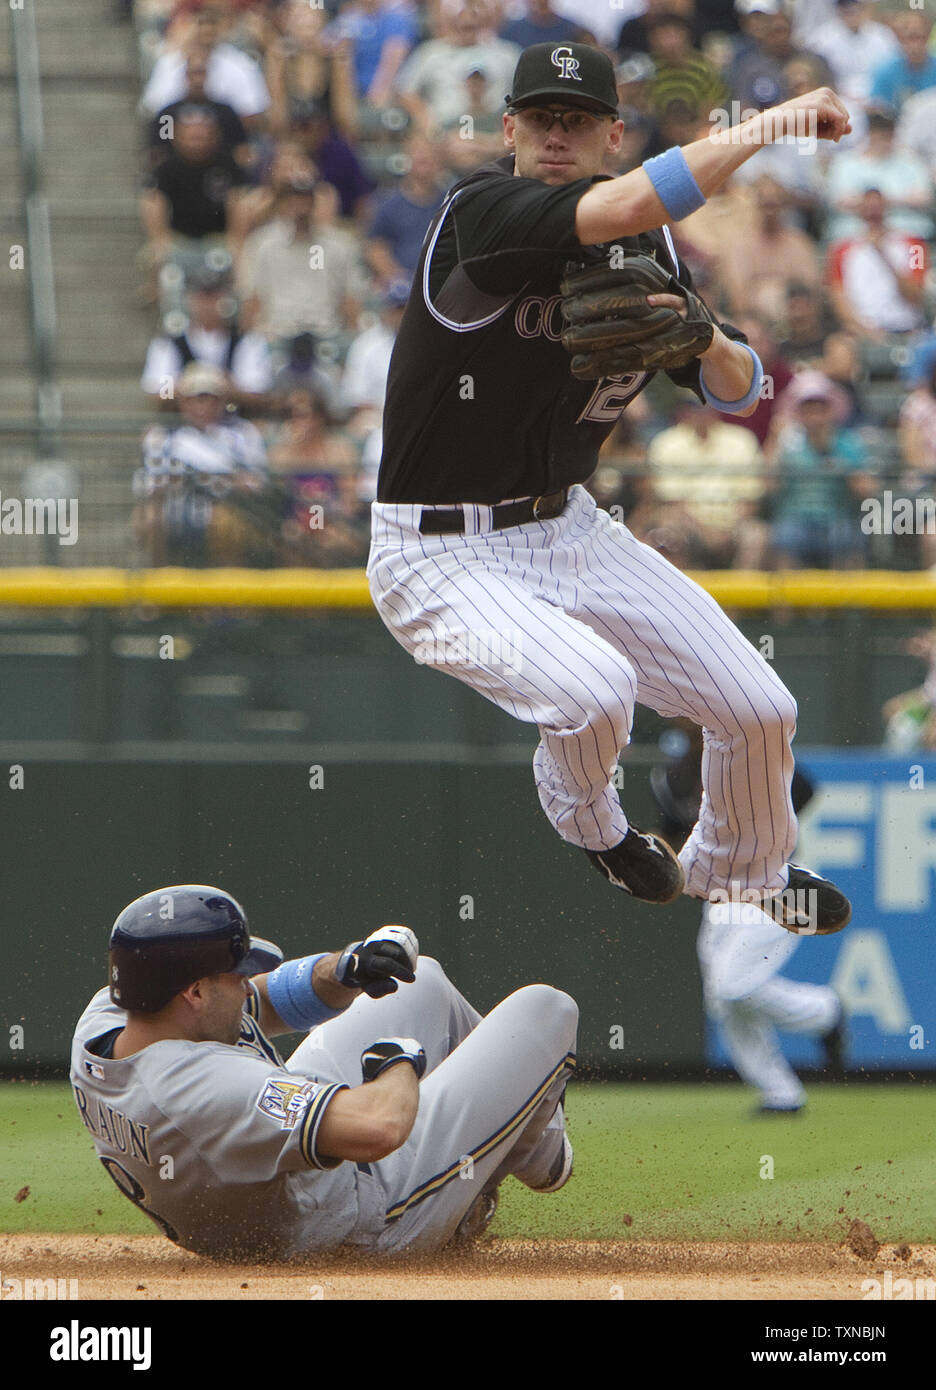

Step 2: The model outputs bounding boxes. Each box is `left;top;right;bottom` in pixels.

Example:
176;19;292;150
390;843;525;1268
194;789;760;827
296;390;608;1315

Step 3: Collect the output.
337;925;419;998
772;87;852;143
361;1037;427;1082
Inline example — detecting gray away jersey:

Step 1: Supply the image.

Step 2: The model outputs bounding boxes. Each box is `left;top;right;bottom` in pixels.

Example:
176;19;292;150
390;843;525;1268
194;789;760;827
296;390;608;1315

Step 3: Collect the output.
70;987;380;1260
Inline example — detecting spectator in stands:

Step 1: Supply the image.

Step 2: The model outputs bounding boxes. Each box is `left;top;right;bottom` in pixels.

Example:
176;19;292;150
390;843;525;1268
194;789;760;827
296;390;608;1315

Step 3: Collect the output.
501;0;582;50
777;282;837;367
365;136;446;285
774;285;864;425
788;0;841;48
271;331;345;419
825;105;933;242
826;188;928;340
719;174;821;323
819;332;865;428
881;628;936;750
238;174;369;346
395;4;520;133
148;52;248;169
869;11;936;112
266;1;334;136
140;106;250;293
648;401;767;568
782;49;830;101
141;266;273;414
729;0;825;113
807;0;899;114
609;54;667;172
727;50;827;234
238;139;318;237
616;0;703;56
899;330;936;392
142;3;271;124
678;151;760;262
268;385;359;477
136;361;273;566
768;371;873;569
268;387;368;565
643;12;728;122
895;83;936;182
898;358;936;495
322;0;419;110
340;279;409;432
162;0;269;61
442;68;511;174
289;98;376;221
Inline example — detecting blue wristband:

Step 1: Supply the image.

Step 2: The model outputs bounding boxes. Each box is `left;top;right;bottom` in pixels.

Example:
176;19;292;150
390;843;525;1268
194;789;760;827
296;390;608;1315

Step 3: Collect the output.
265;954;343;1030
699;342;764;413
642;147;706;222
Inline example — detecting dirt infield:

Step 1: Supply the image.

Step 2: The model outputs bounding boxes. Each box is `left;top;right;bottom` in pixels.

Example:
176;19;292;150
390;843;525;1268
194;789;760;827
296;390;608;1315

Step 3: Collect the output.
3;1234;933;1300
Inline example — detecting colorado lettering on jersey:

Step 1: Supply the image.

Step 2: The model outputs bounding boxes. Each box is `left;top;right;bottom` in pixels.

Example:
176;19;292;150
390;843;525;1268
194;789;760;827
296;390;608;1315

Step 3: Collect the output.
72;1084;151;1164
514;294;564;341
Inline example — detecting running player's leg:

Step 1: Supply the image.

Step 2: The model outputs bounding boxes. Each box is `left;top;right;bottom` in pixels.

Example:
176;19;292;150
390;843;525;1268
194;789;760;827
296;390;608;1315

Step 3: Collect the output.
369;511;637;850
698;900;800;1003
285;957;481;1085
374;984;577;1254
698;902;839;1109
569;490;798;896
749;975;840;1036
717;999;807;1111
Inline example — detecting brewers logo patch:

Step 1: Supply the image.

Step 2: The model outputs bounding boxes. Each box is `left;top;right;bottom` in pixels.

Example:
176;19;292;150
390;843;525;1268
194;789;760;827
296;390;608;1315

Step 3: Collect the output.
257;1077;317;1130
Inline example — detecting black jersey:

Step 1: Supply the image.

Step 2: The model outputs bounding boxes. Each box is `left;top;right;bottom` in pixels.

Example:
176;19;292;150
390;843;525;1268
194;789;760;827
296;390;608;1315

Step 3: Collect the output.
377;154;742;505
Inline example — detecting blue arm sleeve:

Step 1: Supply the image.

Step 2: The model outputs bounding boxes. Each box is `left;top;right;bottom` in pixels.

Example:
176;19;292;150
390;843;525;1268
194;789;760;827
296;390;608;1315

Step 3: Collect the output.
265;954;345;1030
699;342;764;413
642;147;706;222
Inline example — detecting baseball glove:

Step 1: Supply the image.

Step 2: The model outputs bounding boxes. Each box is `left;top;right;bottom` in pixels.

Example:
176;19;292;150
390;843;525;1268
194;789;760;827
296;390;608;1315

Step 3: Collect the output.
559;253;718;379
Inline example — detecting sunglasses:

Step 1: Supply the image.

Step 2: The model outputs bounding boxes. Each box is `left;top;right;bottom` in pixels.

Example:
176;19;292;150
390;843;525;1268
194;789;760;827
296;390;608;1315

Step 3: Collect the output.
513;107;609;135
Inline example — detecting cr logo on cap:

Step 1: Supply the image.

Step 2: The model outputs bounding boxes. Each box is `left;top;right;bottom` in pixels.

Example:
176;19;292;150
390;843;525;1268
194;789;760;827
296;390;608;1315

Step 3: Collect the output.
550;46;581;81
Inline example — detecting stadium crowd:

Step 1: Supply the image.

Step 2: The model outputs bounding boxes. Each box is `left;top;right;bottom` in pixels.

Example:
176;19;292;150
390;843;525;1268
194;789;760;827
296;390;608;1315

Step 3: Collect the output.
128;0;936;571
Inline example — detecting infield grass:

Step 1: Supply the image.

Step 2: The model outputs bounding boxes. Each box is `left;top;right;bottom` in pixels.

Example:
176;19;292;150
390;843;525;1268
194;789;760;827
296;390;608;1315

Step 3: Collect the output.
1;1080;932;1242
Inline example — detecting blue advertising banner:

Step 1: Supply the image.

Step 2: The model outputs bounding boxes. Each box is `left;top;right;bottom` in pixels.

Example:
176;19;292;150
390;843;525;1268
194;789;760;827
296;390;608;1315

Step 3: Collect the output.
705;750;936;1070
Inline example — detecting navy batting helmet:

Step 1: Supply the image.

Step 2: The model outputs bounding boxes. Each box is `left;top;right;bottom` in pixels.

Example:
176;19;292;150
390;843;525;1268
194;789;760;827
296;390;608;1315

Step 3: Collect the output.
108;885;283;1013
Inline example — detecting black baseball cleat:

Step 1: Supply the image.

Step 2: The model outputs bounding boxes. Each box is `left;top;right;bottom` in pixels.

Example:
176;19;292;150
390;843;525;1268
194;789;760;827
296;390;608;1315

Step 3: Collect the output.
821;1006;848;1077
451;1187;499;1245
760;864;852;936
584;826;685;904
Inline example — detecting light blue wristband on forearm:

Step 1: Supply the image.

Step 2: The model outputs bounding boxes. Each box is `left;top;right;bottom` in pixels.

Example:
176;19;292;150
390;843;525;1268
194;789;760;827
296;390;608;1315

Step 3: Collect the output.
265;953;344;1030
642;147;706;222
699;342;764;413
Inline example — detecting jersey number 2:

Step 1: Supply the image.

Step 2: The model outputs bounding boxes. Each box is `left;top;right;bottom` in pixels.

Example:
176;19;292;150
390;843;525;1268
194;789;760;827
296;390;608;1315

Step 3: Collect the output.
577;374;647;424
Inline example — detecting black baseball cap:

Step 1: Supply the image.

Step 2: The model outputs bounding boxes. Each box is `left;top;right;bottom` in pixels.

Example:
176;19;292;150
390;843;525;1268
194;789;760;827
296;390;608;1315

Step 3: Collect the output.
506;43;619;116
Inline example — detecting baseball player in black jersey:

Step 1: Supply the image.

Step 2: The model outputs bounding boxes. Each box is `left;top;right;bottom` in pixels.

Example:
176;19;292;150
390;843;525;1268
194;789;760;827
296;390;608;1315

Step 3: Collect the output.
368;43;854;937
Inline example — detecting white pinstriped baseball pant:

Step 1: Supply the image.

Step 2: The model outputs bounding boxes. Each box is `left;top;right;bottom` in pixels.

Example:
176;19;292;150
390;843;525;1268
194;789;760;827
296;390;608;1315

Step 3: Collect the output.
367;484;798;898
